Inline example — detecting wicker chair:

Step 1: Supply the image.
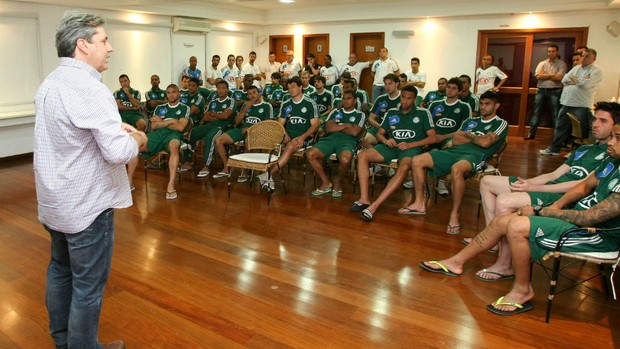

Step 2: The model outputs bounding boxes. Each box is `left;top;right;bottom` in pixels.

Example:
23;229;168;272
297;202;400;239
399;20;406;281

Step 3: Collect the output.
568;112;595;149
534;227;619;323
226;120;286;205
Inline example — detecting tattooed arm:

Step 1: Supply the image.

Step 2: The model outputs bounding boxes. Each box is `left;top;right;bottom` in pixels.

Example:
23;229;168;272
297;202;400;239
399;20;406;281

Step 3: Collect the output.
540;193;620;227
544;171;598;211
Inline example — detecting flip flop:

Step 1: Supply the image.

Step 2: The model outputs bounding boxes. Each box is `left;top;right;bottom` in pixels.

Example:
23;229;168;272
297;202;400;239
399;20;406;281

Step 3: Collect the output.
331;190;343;198
212;172;229;179
475;269;515;282
360;208;374;222
418;261;460;277
486;296;534;316
197;170;210;178
311;187;333;196
166;190;177;200
461;237;499;253
398;207;426;215
349;201;370;212
446;224;461;235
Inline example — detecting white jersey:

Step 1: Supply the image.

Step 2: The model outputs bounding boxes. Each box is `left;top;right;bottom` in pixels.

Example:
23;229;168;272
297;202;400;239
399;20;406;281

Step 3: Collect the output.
221;65;240;91
280;59;302;78
371;58;399;86
405;69;427;97
264;61;282;84
320;65;340;86
475;65;507;96
205;65;222;91
340;62;370;84
242;62;262;88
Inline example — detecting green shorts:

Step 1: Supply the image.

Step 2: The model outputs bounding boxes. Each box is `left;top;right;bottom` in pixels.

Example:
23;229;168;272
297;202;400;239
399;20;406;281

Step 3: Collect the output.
367;126;380;137
225;128;246;143
374;143;422;164
508;176;564;206
142;128;182;158
121;112;143;128
528;216;619;260
428;148;485;178
314;136;357;157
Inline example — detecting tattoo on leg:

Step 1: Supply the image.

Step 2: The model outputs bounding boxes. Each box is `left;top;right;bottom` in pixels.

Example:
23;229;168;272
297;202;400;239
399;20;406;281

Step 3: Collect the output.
474;233;489;247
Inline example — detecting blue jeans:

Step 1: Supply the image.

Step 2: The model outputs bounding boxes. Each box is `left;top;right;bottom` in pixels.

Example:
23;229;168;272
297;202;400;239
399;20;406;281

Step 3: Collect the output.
371;85;386;103
45;208;115;349
548;105;592;152
528;88;561;136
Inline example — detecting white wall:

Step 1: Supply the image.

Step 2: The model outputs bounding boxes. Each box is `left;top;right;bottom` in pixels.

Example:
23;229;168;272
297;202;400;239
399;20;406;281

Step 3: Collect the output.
0;0;618;157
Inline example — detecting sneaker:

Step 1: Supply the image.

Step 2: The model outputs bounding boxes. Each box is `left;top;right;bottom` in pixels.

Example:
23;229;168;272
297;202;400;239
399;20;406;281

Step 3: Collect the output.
403;181;413;189
180;142;189;151
539;147;560;156
261;178;275;190
256;171;270;185
387;168;395;177
369;165;382;176
436;179;449;196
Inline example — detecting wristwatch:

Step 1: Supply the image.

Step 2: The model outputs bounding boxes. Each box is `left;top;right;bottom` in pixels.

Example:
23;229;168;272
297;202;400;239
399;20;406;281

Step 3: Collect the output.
533;205;543;216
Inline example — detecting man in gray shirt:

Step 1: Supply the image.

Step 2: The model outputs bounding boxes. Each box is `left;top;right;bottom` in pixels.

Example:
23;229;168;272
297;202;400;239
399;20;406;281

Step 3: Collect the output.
540;48;603;156
34;10;146;349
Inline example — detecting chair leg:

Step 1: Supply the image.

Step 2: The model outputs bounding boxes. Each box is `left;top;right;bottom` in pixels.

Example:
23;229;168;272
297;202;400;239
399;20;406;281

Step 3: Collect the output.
278;165;287;194
227;168;232;198
546;253;562;323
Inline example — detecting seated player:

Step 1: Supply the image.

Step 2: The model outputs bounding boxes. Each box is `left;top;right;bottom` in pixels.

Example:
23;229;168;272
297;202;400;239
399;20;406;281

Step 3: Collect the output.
307;90;365;197
114;74;146;131
212;85;273;182
403;91;508;234
310;76;334;126
420;77;447;108
300;71;317;96
256;76;320;189
331;71;352;99
127;84;189;200
350;85;435;221
363;73;401;148
145;74;167;118
468;101;619;281
420;125;620;315
190;80;236;178
264;72;285;118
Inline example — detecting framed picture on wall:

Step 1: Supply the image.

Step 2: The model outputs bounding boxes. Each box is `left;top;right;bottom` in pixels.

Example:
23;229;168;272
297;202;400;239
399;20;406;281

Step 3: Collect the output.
282;45;288;52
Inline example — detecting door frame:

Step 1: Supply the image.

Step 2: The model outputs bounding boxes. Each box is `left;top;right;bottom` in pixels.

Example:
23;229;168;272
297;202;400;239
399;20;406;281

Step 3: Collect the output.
303;33;330;66
269;35;294;64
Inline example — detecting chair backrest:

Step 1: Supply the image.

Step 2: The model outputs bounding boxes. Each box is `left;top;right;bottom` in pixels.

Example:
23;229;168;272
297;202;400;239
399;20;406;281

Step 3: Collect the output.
567;112;584;140
486;139;508;169
245;120;285;151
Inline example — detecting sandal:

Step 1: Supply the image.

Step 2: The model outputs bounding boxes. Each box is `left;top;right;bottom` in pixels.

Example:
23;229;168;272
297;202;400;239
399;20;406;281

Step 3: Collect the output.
311;186;333;196
166;190;177;200
197;170;210;178
360;208;374;222
331;190;343;198
212;172;229;179
446;224;460;235
349;201;370;212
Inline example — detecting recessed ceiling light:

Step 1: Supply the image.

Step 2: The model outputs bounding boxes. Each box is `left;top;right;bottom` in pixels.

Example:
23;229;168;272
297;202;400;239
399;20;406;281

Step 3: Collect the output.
280;0;295;3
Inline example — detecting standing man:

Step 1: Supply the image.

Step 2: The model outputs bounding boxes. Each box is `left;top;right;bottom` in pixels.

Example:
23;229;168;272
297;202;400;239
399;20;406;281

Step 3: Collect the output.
205;54;222;92
405;57;427;97
540;48;603;156
221;54;240;91
340;52;370;85
34;10;146;349
182;55;203;85
371;47;400;102
525;44;567;140
320;54;339;89
280;50;302;79
242;51;262;88
262;51;281;86
474;54;508;96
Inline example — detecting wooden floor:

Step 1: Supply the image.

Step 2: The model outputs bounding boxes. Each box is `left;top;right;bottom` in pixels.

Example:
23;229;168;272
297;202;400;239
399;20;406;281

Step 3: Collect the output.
1;136;619;348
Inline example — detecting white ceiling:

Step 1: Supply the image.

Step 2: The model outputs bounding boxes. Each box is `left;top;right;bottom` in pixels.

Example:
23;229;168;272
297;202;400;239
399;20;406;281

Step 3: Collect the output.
10;0;620;25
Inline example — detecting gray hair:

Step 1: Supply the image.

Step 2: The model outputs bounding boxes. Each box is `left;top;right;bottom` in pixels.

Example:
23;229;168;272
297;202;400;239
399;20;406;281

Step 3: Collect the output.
56;10;105;58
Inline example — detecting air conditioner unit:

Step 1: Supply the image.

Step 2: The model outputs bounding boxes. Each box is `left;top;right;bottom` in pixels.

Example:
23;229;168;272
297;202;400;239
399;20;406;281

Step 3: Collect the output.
172;17;211;34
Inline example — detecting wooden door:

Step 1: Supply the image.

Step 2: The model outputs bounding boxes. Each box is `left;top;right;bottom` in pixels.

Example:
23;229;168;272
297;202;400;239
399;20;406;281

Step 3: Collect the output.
269;35;294;64
303;34;329;66
350;32;384;94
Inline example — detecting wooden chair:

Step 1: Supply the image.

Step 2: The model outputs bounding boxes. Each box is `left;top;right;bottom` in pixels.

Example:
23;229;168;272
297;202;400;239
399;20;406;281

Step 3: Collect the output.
534;227;619;323
226;120;286;205
435;140;508;219
568;112;595;148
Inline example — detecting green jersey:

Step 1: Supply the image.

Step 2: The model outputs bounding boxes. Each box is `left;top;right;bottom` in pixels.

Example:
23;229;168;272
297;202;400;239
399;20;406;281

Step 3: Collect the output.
199;87;212;102
380;106;434;144
179;89;190;104
186;92;206;123
458;116;508;158
428;99;472;135
371;92;401;125
326;108;366;142
574;158;620;235
234;89;250;103
263;84;283;100
242;101;273;128
302;85;317;96
153;102;190;134
279;95;319;139
206;96;237;128
331;84;343;99
459;91;479;114
422;90;446;106
552;143;609;184
145;88;166;115
114;88;141;119
310;90;334;116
